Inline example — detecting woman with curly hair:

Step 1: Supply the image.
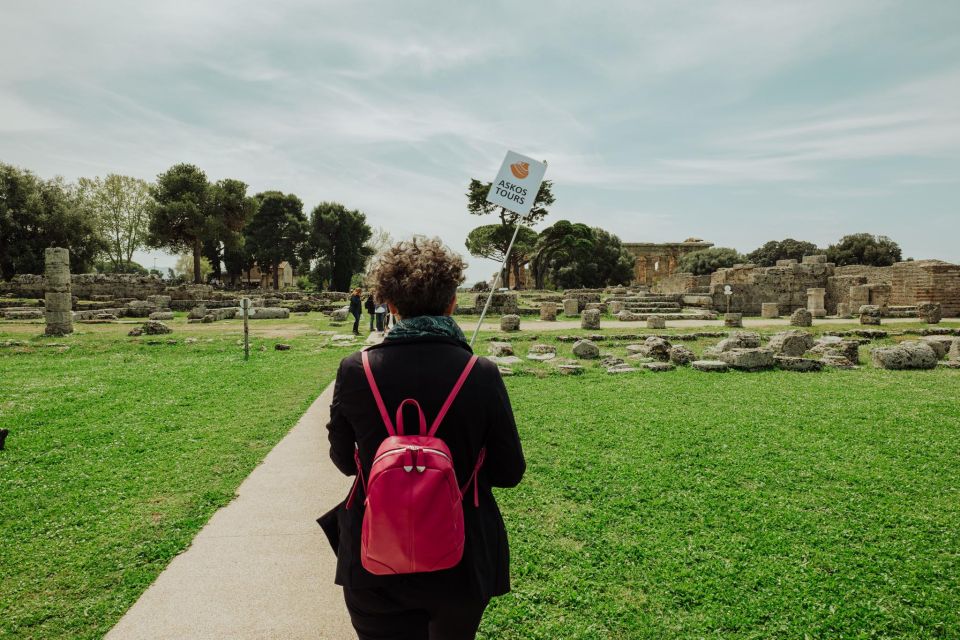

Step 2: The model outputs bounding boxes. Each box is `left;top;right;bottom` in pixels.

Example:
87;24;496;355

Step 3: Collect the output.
322;237;525;639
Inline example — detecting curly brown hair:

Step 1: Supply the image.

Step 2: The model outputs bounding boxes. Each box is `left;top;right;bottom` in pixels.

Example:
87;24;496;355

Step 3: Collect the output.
370;236;466;317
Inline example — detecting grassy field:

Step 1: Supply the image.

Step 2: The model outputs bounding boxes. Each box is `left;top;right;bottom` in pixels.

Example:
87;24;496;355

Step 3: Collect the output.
480;356;960;638
2;315;959;638
0;316;356;639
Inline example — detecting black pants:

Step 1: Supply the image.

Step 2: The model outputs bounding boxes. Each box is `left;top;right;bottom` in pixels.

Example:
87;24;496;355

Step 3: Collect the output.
368;313;375;331
343;585;488;640
352;311;361;333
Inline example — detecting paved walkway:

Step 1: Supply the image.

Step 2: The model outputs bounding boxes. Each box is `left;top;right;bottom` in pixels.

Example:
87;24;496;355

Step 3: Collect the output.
106;381;354;639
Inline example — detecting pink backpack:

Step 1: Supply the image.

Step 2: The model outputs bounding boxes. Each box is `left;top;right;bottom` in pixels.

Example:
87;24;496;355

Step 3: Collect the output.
346;349;485;575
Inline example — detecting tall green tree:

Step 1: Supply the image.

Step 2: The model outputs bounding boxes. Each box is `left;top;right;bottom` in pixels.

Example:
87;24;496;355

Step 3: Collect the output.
308;202;373;291
464;224;538;289
147;163;211;284
77;174;153;273
0;162;106;278
529;220;595;289
247;191;308;289
826;233;902;267
678;247;744;275
466;175;554;288
203;178;256;282
537;226;633;289
746;238;820;266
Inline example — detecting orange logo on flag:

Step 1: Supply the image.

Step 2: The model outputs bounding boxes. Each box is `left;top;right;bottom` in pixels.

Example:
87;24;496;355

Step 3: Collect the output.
510;162;530;179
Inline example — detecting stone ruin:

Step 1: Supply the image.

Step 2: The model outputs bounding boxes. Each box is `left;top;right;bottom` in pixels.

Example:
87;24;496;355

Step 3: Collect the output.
653;255;960;318
44;247;73;336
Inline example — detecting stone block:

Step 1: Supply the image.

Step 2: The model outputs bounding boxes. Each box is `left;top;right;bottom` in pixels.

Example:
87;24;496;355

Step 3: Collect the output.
539;303;557;321
718;348;775;371
835;302;851;318
608;300;624;315
669;345;695;365
149;311;175;321
572;339;600;359
488;341;514;357
859;305;881;325
710;331;761;353
143;320;173;335
251;307;290;319
500;314;520;332
920;336;953;359
646;316;666;329
768;330;815;357
917;302;942;324
580;309;601;330
870;341;937;370
760;302;779;319
775;356;824;372
802;255;828;264
691;360;729;372
950;339;960;361
724;313;743;328
563;299;579;316
790;308;813;327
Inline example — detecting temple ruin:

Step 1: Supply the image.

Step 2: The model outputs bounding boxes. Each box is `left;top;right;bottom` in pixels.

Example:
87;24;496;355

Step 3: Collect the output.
622;239;714;287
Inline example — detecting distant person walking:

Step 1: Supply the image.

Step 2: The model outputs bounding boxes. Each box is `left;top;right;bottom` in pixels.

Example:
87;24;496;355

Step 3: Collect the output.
365;293;376;332
349;288;362;335
374;299;387;333
320;237;525;640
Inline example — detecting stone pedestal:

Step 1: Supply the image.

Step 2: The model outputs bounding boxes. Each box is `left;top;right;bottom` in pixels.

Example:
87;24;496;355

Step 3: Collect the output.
917;302;942;324
539;303;557;321
581;309;600;329
608;300;624;315
835;302;851;319
500;314;520;332
646;316;665;329
44;247;73;336
806;288;826;318
760;303;779;319
724;313;743;328
563;298;579;317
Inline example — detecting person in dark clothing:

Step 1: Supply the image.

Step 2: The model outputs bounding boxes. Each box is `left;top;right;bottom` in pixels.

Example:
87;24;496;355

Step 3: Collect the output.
349;288;362;335
374;299;387;332
322;237;525;640
364;293;376;331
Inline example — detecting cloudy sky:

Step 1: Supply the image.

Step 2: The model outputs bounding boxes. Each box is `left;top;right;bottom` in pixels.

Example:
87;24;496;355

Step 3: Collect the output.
2;0;958;281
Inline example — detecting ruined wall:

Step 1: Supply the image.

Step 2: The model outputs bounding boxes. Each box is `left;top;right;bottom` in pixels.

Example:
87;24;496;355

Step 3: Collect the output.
709;258;834;314
831;261;960;316
0;273;168;299
652;273;711;295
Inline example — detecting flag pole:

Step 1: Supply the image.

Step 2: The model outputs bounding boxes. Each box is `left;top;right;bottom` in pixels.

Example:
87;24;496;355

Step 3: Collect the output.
470;220;523;347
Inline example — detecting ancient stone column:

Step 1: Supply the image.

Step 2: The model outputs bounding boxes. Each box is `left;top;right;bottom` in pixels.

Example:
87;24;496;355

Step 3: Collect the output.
761;302;779;319
539;303;557;321
44;247;73;336
807;288;826;318
563;298;579;317
581;309;600;329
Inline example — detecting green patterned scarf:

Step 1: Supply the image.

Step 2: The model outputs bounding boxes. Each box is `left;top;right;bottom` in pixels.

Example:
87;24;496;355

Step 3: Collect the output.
384;315;468;346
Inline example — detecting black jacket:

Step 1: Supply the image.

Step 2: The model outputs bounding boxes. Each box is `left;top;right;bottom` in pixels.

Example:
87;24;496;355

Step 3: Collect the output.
349;294;362;315
364;295;376;314
324;335;525;599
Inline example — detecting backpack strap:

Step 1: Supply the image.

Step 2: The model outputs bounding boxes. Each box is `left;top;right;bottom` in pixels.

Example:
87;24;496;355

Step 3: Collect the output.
345;446;367;510
361;349;396;437
459;447;486;507
428;355;479;437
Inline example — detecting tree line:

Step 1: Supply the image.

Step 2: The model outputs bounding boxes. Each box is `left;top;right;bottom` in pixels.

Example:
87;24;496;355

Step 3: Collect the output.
677;235;906;275
0;161;375;290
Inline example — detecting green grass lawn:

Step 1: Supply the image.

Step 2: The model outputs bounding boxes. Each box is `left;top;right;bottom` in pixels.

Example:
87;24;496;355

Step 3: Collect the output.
2;316;959;639
481;365;960;639
0;320;355;639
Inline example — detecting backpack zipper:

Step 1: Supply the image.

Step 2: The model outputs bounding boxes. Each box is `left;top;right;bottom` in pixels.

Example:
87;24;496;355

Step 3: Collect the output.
372;446;451;467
